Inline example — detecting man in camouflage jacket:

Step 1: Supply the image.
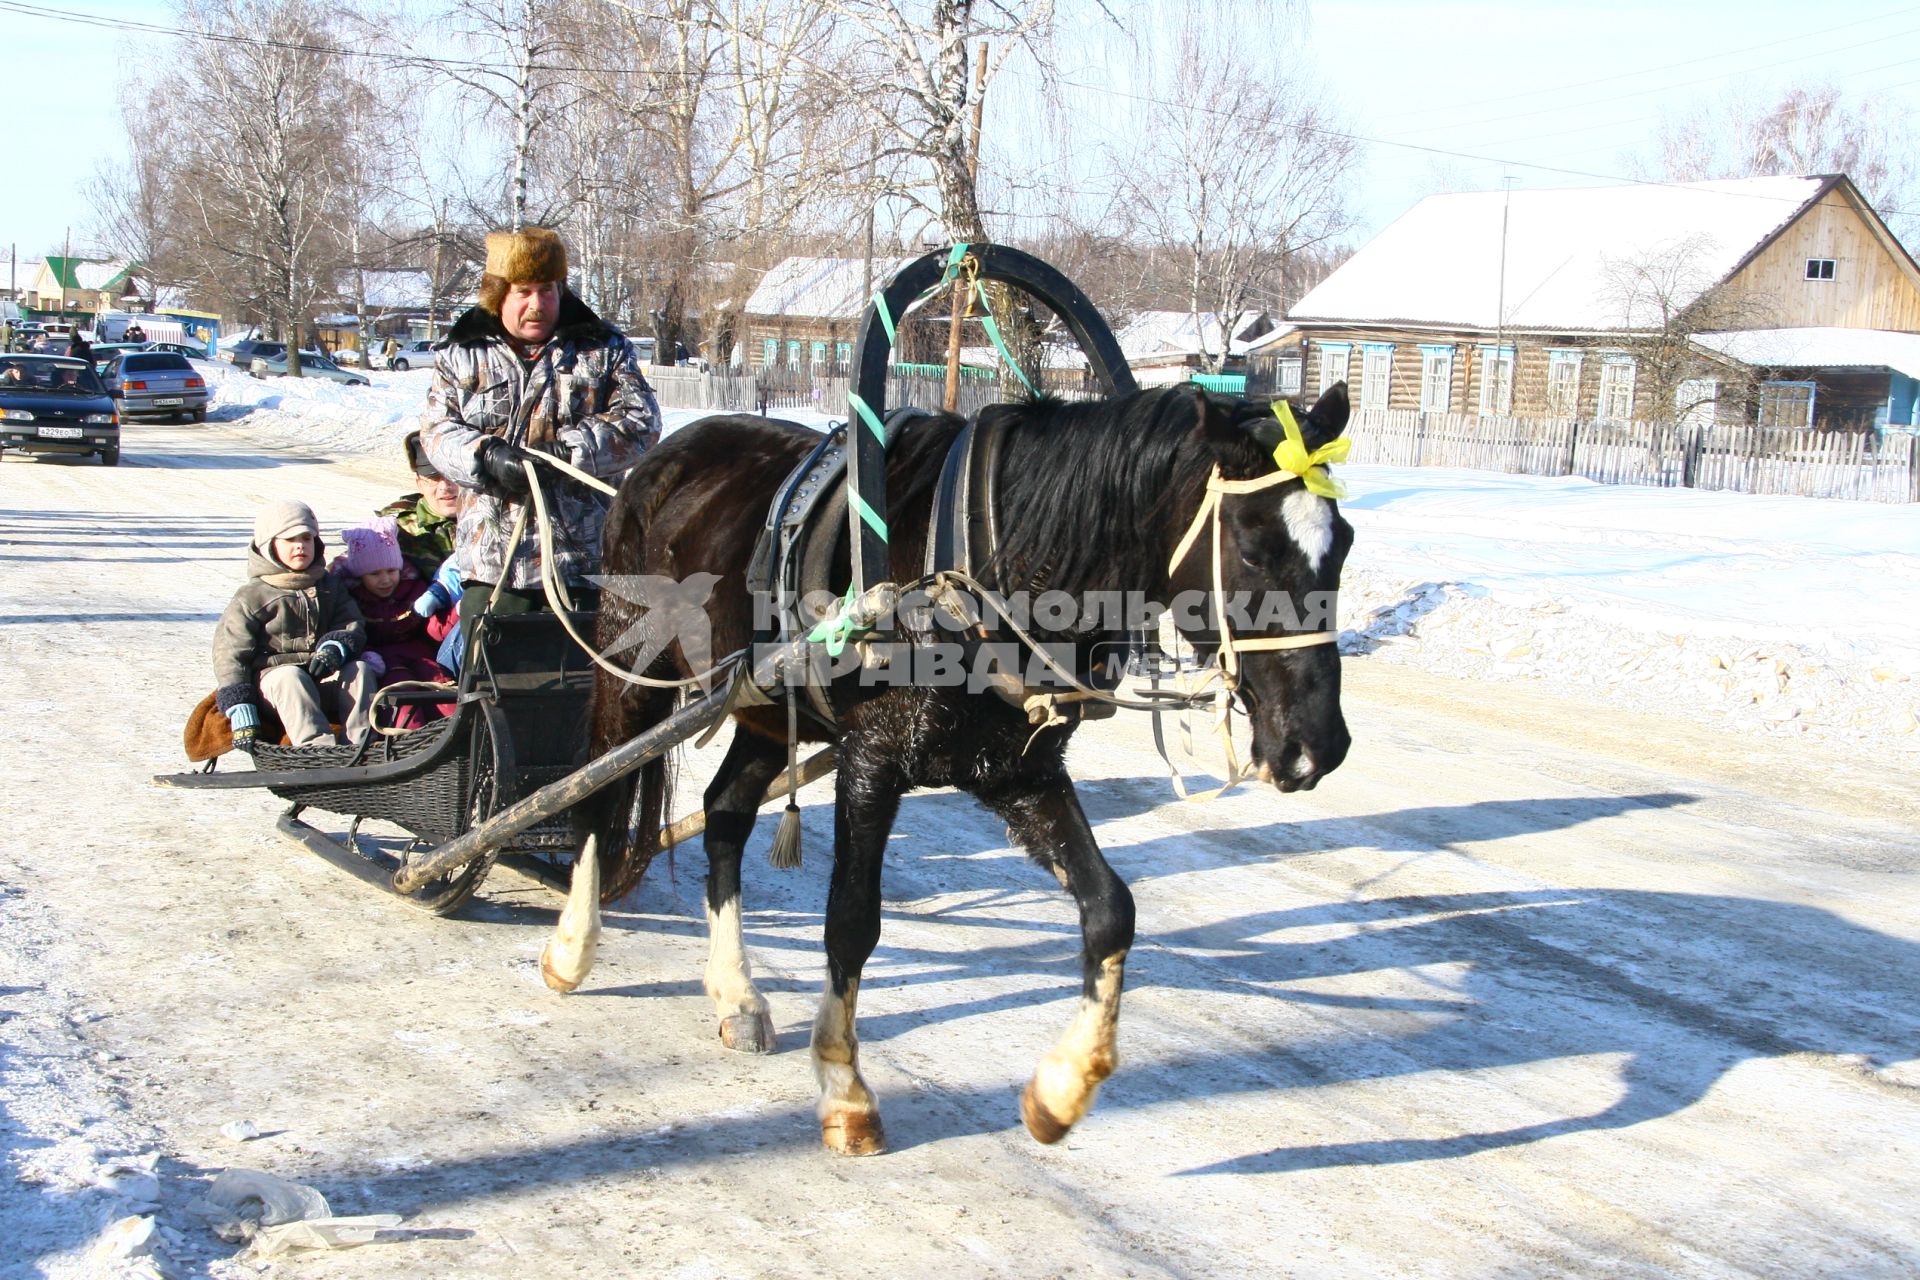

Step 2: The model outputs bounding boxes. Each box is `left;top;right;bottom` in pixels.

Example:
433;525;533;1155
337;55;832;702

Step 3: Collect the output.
421;225;659;601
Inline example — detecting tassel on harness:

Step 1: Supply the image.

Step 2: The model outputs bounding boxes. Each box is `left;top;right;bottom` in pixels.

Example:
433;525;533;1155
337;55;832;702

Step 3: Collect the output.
767;688;804;869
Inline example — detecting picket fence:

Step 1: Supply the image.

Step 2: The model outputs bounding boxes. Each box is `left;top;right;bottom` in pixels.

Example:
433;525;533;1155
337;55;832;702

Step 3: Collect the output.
645;374;1920;504
1343;408;1920;504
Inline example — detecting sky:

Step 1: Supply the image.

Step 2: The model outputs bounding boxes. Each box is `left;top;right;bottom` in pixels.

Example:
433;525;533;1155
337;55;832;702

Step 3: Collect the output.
2;0;1919;274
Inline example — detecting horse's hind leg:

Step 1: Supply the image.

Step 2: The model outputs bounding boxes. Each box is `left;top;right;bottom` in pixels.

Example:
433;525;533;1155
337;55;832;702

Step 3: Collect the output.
978;774;1136;1144
811;755;902;1156
702;726;788;1053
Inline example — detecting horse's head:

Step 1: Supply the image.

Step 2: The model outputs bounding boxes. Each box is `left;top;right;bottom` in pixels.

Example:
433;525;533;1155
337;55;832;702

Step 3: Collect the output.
1176;381;1354;792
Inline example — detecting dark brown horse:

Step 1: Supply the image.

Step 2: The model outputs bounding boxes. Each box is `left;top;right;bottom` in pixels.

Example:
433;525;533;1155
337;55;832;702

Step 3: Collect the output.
551;381;1354;1154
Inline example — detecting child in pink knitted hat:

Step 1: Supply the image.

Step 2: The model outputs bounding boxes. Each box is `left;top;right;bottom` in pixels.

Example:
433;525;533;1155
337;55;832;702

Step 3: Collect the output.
332;516;454;729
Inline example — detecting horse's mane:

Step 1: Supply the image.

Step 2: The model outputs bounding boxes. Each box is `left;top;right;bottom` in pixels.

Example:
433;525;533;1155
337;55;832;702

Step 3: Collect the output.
987;386;1216;597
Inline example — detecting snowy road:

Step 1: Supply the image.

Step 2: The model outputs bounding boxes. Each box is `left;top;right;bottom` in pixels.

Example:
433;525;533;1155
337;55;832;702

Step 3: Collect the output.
3;419;1917;1278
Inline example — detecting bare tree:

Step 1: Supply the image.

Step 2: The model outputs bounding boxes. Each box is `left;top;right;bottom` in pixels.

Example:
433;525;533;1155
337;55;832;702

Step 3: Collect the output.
154;0;366;373
1599;234;1778;427
1109;3;1357;371
1646;81;1920;245
424;0;578;231
85;91;178;310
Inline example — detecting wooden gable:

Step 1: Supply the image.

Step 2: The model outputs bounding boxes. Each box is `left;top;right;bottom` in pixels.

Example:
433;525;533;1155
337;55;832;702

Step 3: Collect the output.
1725;178;1920;331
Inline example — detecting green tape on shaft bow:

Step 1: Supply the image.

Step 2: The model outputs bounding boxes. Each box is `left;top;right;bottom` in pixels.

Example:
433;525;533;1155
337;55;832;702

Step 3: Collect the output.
807;586;859;657
868;292;897;344
942;242;971;282
975;281;1038;395
847;392;887;446
848;486;889;543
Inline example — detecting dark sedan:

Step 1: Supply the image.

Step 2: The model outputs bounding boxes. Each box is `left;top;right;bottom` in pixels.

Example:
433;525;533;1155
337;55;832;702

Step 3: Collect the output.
0;355;122;465
100;350;211;421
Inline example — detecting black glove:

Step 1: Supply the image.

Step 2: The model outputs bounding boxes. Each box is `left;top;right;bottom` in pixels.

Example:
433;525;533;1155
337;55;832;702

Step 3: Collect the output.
307;639;347;679
478;437;532;497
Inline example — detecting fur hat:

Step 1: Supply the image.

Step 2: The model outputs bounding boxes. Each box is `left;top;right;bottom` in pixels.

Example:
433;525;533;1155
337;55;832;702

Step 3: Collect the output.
253;499;318;549
483;226;568;287
403;429;440;480
341;516;404;577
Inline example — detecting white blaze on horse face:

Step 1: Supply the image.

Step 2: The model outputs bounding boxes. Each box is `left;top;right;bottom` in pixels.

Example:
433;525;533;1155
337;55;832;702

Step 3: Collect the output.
1281;488;1335;572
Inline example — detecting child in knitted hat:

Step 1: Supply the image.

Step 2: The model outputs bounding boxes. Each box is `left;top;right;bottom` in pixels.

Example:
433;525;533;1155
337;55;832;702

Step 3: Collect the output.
211;499;375;748
332;516;454;729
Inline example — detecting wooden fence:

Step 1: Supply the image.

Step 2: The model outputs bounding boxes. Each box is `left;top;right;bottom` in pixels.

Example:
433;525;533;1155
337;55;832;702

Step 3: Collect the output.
1344;408;1920;503
645;364;1104;420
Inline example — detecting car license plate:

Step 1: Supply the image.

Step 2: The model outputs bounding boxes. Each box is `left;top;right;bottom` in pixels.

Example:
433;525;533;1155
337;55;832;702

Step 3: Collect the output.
154;397;183;406
37;426;83;439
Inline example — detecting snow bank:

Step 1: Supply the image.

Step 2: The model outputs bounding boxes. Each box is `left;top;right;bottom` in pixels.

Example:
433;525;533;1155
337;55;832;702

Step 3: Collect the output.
1337;466;1920;751
195;377;1920;752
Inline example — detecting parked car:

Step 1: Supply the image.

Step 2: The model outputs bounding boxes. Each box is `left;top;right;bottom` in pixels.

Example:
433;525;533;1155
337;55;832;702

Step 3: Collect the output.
0;354;121;465
224;338;283;366
385;339;437;371
100;350;210;422
332;346;362;365
248;348;370;386
89;342;150;370
148;339;210;360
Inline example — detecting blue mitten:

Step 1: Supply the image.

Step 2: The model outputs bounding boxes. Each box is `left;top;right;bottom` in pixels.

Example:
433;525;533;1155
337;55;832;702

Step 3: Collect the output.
228;702;260;752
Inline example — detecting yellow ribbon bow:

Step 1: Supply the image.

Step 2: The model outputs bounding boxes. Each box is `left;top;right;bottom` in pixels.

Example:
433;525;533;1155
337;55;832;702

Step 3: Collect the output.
1269;400;1350;499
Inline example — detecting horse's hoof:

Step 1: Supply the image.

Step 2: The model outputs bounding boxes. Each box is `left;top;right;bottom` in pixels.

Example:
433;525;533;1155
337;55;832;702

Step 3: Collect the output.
540;947;583;994
719;1012;775;1054
821;1111;887;1156
1020;1080;1072;1145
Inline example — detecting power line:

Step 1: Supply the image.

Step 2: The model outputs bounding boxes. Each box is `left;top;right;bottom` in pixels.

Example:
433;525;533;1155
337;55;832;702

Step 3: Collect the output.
0;0;709;77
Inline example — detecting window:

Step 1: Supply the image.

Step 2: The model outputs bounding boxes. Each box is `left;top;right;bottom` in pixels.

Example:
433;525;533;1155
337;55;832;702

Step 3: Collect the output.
762;337;778;368
1805;258;1836;281
1546;350;1582;417
786;339;802;367
1318;342;1350;395
1597;354;1637;422
124;353;191;372
1277;357;1303;396
1675;379;1719;429
1419;345;1454;413
1360;343;1394;411
1758;381;1816;429
835;341;852;370
1478;345;1515;416
810;340;826;368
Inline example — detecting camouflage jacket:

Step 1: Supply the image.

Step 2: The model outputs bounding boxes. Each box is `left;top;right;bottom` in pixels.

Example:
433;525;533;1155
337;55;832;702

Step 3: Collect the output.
420;293;659;590
376;492;459;580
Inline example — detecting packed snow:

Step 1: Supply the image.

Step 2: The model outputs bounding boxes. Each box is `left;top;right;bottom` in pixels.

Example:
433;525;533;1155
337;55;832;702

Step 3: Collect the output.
191;355;1920;758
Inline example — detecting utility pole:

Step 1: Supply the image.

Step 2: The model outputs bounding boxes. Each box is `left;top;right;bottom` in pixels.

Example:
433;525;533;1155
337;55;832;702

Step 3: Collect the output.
1493;175;1516;415
61;226;71;318
942;41;988;413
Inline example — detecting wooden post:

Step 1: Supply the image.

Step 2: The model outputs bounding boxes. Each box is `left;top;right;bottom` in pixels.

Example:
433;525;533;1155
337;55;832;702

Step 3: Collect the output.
942;43;990;413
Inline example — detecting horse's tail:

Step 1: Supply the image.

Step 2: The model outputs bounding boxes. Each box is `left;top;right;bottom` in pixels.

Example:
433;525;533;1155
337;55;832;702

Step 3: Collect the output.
581;633;680;907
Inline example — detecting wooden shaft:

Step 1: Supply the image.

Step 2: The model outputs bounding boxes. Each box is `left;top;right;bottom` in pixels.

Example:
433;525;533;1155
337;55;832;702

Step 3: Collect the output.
659;748;838;848
394;588;892;893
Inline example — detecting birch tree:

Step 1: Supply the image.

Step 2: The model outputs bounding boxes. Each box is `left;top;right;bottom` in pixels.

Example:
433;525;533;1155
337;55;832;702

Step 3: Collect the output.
160;0;363;372
1111;3;1356;372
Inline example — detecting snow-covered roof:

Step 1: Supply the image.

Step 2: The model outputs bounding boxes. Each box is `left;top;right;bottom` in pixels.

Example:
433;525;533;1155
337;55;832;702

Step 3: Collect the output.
1114;310;1269;360
743;256;915;319
358;270;433;310
153;286;193;312
1691;327;1920;382
1291;176;1834;331
73;258;135;292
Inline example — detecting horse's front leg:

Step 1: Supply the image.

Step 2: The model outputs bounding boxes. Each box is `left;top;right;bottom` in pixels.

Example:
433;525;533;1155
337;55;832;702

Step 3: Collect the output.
980;772;1136;1144
701;727;789;1052
812;753;902;1156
